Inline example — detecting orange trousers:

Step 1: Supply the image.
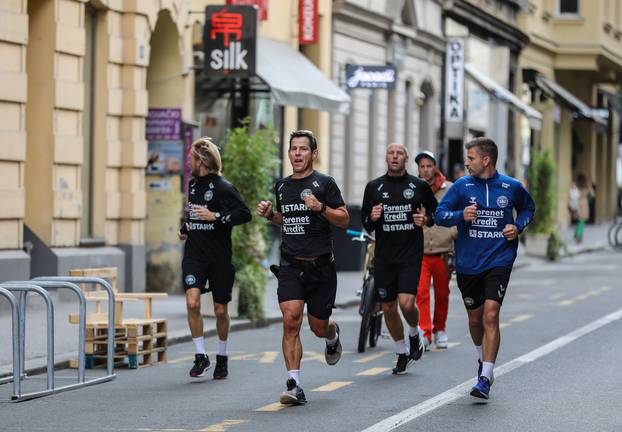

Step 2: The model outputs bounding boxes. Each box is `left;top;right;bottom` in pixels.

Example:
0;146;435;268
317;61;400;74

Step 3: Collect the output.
416;254;450;342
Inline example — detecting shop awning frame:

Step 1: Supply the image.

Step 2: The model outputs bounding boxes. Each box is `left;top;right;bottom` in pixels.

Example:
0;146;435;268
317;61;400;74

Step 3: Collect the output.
535;74;607;126
465;63;543;130
257;37;351;114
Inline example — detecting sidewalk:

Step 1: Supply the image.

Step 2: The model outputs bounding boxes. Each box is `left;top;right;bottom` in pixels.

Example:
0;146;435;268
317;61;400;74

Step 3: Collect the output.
0;223;612;376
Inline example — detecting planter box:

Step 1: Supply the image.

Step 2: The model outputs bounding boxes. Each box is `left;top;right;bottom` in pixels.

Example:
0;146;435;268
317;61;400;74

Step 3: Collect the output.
200;283;240;318
525;233;549;257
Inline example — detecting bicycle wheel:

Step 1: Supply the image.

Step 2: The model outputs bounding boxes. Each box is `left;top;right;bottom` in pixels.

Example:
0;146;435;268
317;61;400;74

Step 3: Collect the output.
357;275;375;353
608;222;618;248
613;223;622;251
369;311;382;348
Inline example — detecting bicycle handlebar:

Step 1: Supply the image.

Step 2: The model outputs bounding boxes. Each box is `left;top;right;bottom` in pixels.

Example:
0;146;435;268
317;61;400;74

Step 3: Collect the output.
346;229;375;242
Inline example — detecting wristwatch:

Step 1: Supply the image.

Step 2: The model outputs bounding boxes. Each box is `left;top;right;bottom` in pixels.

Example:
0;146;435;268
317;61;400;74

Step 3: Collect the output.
214;212;221;221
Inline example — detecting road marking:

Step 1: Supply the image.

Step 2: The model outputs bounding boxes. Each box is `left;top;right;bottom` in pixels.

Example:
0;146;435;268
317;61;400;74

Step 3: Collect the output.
510;314;533;323
255;402;287;412
548;293;565;300
312;381;353;392
259;351;279;363
357;367;391;376
510;279;556;287
301;351;326;364
200;420;246;431
359;306;622;432
558;286;611;307
499;323;511;328
354;351;391;363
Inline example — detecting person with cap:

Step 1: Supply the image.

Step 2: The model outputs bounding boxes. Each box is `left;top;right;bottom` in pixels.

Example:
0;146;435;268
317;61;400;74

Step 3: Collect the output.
361;143;438;375
415;150;457;350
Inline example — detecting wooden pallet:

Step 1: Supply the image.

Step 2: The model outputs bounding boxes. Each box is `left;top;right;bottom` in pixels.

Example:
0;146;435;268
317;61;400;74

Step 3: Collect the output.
70;319;167;369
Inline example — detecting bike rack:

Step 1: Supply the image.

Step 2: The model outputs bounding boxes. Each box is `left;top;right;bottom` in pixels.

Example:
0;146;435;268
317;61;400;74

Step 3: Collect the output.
0;283;54;401
4;281;87;384
33;276;116;379
0;287;20;399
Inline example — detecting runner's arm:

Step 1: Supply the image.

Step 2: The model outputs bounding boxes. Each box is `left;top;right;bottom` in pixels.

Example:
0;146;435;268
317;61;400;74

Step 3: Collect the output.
421;181;438;227
514;184;536;234
361;182;378;233
434;183;463;227
219;183;252;226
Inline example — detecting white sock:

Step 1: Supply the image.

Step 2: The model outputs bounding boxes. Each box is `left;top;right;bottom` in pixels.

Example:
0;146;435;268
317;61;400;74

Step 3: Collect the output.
288;369;300;385
475;345;483;361
395;339;408;354
192;337;206;355
482;361;494;381
409;326;420;338
217;339;228;356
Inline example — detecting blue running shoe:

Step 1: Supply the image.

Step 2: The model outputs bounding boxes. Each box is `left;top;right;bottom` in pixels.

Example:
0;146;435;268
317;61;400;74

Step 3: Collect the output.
477;359;483;379
470;376;491;399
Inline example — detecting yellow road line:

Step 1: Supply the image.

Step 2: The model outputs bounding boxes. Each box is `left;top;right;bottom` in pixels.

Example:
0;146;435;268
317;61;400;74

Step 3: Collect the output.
356;367;391;376
199;420;246;432
259;351;279;363
511;314;534;322
499;323;511;329
301;351;326;364
311;381;353;392
353;351;390;363
559;299;575;306
254;402;286;412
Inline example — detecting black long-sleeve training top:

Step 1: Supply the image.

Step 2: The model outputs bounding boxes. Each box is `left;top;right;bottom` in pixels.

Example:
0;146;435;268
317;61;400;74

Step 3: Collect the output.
184;174;251;262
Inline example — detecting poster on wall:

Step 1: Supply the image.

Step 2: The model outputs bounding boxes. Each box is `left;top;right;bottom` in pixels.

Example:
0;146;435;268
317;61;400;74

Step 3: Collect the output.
203;5;257;78
146;108;183;176
299;0;318;45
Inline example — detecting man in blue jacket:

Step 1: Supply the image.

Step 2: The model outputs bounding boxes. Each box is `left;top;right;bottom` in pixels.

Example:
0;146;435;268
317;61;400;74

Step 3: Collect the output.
435;137;535;400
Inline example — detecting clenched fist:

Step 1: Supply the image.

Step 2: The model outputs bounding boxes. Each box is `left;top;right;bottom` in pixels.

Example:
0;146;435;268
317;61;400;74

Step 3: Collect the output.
463;203;478;222
256;200;273;217
370;203;383;222
413;206;427;227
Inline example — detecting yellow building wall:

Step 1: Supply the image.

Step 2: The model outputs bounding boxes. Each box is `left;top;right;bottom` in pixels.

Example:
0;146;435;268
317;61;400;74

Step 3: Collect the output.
0;1;28;249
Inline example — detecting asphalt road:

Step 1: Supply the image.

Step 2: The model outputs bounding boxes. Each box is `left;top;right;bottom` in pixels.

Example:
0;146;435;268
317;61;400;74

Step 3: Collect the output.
1;250;621;432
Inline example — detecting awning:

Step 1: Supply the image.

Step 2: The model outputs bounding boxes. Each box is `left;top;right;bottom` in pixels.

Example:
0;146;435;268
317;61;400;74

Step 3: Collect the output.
257;37;351;114
465;63;543;130
535;74;607;126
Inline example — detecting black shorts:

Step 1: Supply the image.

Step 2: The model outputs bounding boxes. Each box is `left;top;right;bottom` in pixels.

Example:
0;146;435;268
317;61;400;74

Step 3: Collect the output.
374;262;421;303
277;256;337;321
182;257;235;304
457;267;512;310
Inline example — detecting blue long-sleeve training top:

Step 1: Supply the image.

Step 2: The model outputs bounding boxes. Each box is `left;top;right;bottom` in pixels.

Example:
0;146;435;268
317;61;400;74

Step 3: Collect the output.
434;171;535;275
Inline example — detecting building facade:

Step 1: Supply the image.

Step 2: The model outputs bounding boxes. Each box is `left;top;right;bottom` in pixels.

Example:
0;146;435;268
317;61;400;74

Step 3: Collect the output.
518;0;622;227
329;0;445;205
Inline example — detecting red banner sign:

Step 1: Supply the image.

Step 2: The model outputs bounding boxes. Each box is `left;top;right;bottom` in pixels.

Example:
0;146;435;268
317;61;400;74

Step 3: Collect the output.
226;0;268;21
299;0;318;45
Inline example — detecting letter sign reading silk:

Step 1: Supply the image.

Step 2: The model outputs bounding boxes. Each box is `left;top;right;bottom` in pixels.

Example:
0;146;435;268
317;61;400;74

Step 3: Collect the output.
204;5;257;78
445;38;464;122
299;0;318;45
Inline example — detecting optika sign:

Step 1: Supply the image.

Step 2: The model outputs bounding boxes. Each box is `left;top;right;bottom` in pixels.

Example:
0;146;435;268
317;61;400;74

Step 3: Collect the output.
445;38;464;122
345;65;397;90
299;0;318;45
204;6;257;78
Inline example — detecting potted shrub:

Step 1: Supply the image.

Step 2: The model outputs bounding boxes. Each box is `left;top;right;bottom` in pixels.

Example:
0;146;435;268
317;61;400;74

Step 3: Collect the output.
201;119;279;319
525;148;562;260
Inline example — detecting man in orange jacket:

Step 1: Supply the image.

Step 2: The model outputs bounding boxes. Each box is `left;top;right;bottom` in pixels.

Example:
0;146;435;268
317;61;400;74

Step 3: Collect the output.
415;151;457;349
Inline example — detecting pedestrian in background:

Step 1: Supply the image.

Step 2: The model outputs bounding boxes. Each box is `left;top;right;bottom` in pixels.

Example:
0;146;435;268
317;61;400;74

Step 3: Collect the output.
574;173;593;243
415;151;457;350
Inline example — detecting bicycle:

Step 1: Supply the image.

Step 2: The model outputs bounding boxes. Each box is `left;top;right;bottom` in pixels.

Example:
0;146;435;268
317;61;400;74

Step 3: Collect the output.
347;229;383;353
608;216;622;251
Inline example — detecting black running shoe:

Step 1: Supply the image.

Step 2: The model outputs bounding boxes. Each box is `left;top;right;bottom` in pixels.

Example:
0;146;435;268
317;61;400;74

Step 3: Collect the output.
213;355;228;379
409;329;425;361
392;353;413;375
325;322;342;365
189;354;211;378
280;378;307;405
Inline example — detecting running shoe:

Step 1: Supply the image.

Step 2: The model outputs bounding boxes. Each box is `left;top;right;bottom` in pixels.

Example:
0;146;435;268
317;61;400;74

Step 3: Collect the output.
409;328;425;361
325;322;342;365
470;376;491;399
423;337;431;352
434;330;448;349
213;355;228;379
392;353;413;375
280;378;307;405
189;354;211;378
477;359;483;379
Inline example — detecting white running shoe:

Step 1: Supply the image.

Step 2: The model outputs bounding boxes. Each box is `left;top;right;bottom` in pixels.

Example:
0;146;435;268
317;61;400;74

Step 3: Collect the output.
434;331;449;349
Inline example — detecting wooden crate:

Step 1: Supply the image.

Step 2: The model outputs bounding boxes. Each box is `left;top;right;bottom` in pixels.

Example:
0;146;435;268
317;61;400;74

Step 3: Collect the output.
70;319;167;369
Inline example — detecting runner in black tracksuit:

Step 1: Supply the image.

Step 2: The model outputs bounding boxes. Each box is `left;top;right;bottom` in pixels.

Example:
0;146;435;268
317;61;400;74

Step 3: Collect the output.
361;143;437;375
180;137;251;380
256;130;349;406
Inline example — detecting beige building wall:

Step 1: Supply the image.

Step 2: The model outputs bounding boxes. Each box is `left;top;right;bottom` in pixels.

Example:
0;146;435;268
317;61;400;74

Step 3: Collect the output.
0;1;28;251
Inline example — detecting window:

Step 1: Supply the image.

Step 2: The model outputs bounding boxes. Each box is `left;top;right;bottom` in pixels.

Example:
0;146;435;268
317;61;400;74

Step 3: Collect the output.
558;0;579;15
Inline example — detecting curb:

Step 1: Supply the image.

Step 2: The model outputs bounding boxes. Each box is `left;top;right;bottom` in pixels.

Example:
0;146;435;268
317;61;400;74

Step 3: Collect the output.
4;298;361;378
